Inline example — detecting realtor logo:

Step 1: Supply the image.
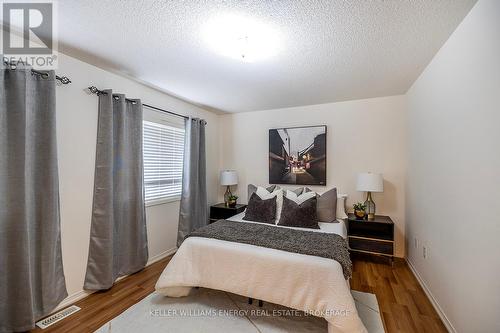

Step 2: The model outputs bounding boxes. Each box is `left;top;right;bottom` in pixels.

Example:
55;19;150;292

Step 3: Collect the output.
2;1;57;68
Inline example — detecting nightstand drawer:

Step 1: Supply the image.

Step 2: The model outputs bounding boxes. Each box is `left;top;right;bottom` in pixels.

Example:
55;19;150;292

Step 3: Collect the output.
210;208;233;220
349;237;393;255
348;221;393;241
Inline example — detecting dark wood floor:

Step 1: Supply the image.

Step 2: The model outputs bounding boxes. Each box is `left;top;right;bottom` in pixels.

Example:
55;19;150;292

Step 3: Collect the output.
31;257;447;333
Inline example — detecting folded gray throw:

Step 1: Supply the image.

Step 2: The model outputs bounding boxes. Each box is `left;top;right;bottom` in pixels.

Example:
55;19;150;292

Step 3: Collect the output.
188;220;352;279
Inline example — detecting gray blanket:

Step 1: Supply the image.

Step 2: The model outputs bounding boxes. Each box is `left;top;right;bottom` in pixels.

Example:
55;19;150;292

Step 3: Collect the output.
188;220;352;279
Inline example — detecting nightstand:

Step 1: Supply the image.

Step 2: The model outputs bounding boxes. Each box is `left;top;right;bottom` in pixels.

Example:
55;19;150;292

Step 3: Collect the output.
209;203;247;223
346;214;394;264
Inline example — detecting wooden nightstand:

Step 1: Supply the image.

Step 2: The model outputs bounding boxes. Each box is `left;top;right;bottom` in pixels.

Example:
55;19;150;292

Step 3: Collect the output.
209;203;247;223
346;214;394;264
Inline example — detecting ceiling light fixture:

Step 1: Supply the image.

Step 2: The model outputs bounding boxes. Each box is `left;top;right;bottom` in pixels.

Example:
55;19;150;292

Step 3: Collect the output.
202;13;280;62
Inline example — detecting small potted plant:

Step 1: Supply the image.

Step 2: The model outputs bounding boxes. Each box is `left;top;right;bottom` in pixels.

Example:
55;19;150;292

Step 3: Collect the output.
227;195;238;208
353;202;367;220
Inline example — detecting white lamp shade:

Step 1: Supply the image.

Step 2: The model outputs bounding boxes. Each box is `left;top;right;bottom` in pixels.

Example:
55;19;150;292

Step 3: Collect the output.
220;170;238;186
356;172;384;192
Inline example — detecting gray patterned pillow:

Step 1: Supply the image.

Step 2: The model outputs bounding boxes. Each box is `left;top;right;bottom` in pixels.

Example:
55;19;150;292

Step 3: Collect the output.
277;196;319;229
247;184;277;201
243;193;277;224
291;187;305;195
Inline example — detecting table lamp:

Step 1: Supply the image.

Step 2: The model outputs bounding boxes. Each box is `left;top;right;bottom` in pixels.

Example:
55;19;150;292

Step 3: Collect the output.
220;170;238;207
356;172;384;220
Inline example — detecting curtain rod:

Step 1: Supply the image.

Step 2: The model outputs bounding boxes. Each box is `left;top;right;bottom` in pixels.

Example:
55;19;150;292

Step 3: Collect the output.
3;61;71;85
88;86;198;122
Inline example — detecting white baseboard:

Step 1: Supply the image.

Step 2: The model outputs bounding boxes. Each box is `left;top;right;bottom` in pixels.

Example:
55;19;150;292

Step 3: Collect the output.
54;290;92;312
405;258;456;333
147;247;177;266
53;248;177;312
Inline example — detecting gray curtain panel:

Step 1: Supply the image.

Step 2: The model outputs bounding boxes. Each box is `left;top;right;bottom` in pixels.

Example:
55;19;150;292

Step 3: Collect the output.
177;118;207;247
84;90;148;290
0;68;67;332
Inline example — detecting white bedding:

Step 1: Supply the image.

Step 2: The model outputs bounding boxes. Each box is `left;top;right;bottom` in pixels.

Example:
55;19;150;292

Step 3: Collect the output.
155;214;366;333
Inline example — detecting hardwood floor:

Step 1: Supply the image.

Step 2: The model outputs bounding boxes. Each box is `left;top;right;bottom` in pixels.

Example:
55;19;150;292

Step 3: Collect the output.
30;257;172;333
351;259;447;333
30;257;447;333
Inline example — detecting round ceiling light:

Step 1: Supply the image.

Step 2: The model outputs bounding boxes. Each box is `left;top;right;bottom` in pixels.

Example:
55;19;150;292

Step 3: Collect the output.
202;13;281;62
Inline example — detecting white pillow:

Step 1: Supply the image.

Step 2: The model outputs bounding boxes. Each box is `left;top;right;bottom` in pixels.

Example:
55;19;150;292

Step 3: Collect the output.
336;194;348;219
255;186;284;223
284;190;317;205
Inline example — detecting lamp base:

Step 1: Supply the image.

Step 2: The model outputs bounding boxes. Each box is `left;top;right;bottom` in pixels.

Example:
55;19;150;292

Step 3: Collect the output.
364;192;376;220
224;186;232;207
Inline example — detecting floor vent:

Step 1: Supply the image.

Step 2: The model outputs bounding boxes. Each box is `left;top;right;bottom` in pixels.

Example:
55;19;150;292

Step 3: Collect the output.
36;305;81;329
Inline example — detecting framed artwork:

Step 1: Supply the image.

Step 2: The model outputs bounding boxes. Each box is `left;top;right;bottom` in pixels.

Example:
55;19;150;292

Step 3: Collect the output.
269;125;327;185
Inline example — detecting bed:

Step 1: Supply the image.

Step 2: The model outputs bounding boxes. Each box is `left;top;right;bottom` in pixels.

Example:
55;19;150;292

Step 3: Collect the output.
155;212;367;333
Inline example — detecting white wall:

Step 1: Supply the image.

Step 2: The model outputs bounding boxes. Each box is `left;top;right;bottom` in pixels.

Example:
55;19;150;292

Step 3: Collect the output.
219;96;407;257
406;0;500;331
53;52;220;305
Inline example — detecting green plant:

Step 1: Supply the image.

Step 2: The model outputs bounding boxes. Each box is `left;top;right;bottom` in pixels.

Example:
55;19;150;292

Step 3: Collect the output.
353;202;366;211
228;195;238;201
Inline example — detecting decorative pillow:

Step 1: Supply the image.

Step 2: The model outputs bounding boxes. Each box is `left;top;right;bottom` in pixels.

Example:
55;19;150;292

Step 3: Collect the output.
247;184;277;202
303;187;338;222
290;187;307;195
285;190;317;204
256;186;284;223
243;193;276;224
336;194;348;219
317;187;338;222
277;196;319;229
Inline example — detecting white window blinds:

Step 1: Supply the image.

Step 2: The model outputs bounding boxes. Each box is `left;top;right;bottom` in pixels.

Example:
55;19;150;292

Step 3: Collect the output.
143;120;185;204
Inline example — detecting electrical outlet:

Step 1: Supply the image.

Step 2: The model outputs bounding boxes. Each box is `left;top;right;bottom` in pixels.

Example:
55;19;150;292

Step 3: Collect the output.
423;246;427;259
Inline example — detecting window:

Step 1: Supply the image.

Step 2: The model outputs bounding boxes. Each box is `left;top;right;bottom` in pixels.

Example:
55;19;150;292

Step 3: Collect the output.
143;120;185;205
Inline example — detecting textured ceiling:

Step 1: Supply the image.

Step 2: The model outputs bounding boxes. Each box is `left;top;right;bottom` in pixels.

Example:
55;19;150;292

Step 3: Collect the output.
55;0;477;113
